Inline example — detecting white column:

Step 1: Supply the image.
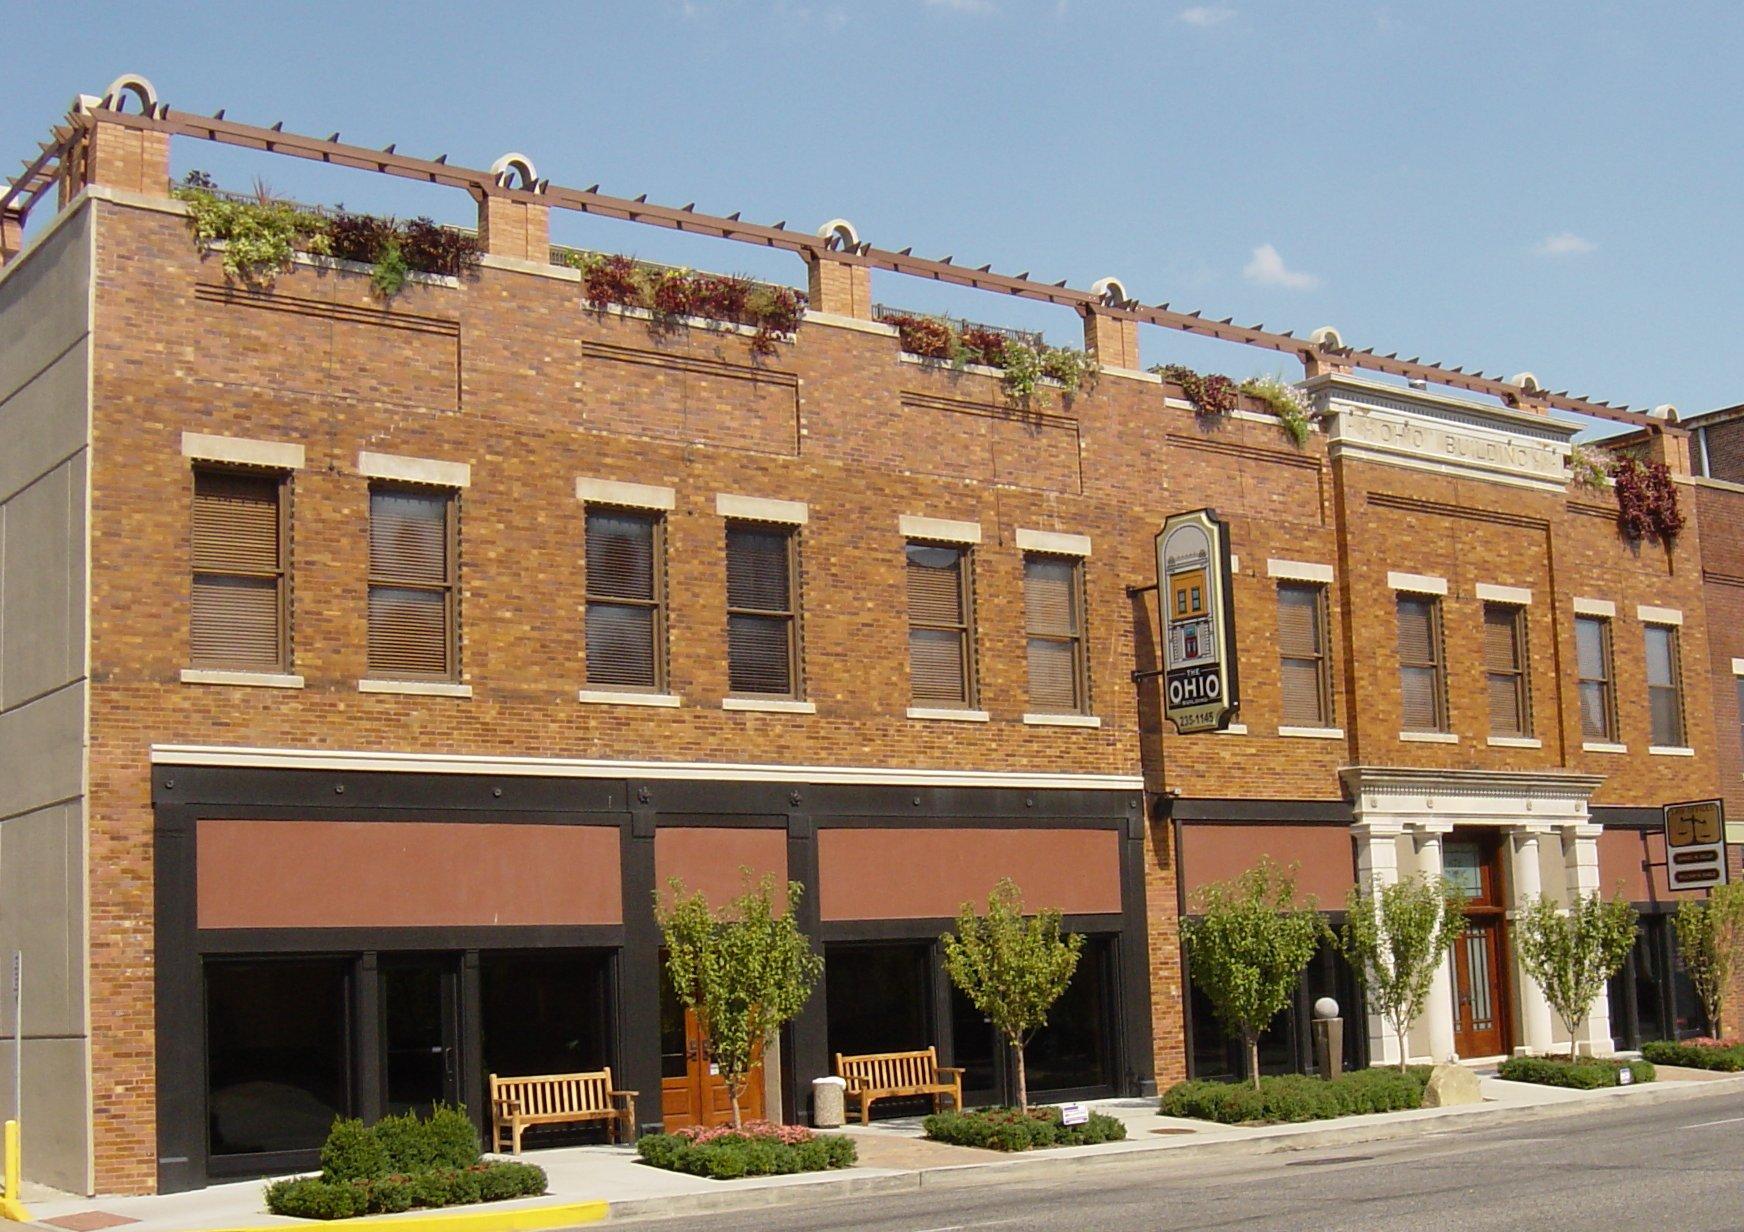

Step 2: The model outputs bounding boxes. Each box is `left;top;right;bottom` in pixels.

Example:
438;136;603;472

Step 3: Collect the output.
1353;820;1405;1066
1509;825;1556;1055
1414;823;1458;1063
1564;823;1614;1055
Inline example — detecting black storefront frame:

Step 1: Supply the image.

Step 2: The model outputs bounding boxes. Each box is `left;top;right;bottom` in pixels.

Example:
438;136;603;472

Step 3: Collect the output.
154;764;1149;1191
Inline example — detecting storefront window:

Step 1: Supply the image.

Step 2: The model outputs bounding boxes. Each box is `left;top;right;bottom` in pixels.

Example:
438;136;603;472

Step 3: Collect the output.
206;958;351;1158
1024;936;1115;1095
480;951;611;1082
826;942;933;1059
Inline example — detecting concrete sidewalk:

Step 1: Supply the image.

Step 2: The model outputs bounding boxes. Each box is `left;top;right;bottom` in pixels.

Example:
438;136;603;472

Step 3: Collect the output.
20;1066;1743;1231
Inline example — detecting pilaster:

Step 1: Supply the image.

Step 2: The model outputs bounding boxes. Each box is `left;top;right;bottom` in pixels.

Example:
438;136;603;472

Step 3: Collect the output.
1413;822;1457;1063
1508;825;1556;1054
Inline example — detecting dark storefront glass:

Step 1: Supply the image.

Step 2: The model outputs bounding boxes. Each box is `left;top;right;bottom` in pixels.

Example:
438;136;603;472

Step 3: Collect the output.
1025;936;1115;1095
206;958;352;1158
480;951;612;1082
949;984;999;1098
1187;933;1362;1079
826;943;933;1059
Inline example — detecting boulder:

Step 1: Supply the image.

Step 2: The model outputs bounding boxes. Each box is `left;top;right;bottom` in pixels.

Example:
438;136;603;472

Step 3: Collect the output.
1422;1062;1483;1107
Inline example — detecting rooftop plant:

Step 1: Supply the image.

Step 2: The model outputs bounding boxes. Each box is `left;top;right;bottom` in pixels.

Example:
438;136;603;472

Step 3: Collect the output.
562;251;804;358
1155;363;1239;418
880;311;1097;403
1567;443;1612;491
1610;455;1684;542
1239;374;1314;446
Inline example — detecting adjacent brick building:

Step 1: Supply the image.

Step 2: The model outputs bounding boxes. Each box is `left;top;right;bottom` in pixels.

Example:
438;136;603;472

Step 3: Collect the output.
0;80;1725;1195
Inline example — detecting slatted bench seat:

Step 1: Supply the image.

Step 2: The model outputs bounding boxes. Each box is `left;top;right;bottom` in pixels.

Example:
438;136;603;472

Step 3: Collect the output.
489;1070;638;1153
835;1047;964;1124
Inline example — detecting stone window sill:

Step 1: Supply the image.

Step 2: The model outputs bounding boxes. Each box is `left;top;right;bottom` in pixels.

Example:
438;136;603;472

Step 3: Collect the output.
1022;713;1102;728
1399;731;1458;744
1486;735;1543;749
722;697;817;714
1649;745;1695;757
907;707;990;723
359;679;473;698
578;689;681;708
181;668;304;689
1278;725;1344;740
1582;741;1628;754
1215;723;1248;735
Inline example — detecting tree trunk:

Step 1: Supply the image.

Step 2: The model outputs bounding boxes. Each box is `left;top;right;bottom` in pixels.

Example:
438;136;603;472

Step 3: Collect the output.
728;1077;744;1128
1395;1013;1408;1072
1245;1031;1260;1091
1014;1039;1029;1113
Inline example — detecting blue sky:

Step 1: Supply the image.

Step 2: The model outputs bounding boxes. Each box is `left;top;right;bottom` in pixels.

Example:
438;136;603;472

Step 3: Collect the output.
5;1;1741;421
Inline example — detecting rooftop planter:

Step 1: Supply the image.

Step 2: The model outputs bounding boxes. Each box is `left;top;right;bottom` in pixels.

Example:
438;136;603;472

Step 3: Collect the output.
875;308;1097;403
1153;364;1314;446
1610;454;1684;543
172;172;480;294
558;250;804;359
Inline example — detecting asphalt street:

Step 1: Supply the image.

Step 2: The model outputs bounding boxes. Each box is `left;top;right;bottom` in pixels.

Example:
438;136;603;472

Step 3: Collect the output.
614;1087;1744;1231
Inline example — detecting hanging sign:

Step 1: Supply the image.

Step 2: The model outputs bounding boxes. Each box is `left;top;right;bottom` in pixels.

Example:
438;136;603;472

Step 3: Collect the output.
1663;799;1728;890
1155;509;1239;734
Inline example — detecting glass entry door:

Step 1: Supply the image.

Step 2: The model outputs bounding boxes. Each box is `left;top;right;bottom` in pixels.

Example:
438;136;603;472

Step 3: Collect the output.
381;955;461;1116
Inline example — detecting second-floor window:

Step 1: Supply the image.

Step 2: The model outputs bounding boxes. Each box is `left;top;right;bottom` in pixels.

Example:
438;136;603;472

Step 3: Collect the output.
1396;594;1446;732
585;508;665;691
726;522;800;697
1483;603;1530;736
1645;623;1685;747
367;486;457;680
1024;554;1087;714
191;468;287;670
1277;582;1331;727
906;541;976;706
1575;615;1616;742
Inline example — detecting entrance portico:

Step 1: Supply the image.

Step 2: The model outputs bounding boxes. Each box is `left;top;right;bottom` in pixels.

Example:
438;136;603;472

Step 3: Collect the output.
1342;767;1609;1063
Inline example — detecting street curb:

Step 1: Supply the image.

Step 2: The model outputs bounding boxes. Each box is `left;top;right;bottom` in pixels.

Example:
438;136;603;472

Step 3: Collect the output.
598;1075;1744;1224
177;1199;610;1232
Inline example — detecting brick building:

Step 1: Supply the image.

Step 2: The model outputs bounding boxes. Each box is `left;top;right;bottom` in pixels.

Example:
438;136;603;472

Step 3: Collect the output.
0;79;1723;1195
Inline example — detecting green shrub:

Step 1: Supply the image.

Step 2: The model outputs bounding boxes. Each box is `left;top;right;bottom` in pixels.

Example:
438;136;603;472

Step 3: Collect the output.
1496;1055;1654;1089
263;1177;372;1219
1159;1067;1432;1125
373;1104;480;1174
318;1117;388;1181
633;1127;856;1180
921;1106;1127;1151
1640;1039;1744;1071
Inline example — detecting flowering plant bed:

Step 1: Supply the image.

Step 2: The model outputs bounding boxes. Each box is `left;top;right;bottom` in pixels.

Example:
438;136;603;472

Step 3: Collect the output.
562;252;804;358
921;1105;1126;1151
635;1121;856;1180
1495;1055;1655;1089
1159;1068;1430;1125
1640;1038;1744;1071
264;1105;546;1219
879;312;1097;402
1154;363;1239;418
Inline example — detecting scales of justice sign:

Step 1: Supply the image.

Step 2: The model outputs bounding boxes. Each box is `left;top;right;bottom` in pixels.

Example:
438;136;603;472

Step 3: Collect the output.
1153;509;1239;734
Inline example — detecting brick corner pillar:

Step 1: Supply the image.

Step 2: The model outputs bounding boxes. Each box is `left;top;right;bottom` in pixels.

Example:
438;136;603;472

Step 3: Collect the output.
805;219;872;319
83;118;172;199
473;153;550;264
1644;417;1694;478
0;212;22;267
1083;278;1140;370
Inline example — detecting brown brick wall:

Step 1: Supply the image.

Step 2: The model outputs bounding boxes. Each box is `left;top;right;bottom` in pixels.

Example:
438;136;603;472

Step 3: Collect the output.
81;197;1723;1187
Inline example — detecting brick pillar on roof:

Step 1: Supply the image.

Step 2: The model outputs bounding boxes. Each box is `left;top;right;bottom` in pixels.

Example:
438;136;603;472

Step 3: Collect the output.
804;254;872;319
1644;426;1693;478
474;192;550;263
81;118;171;198
0;214;21;266
1081;309;1140;370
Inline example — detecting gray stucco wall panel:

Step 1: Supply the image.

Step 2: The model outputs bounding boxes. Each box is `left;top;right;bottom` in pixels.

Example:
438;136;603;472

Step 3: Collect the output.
0;205;92;405
0;1035;91;1194
1;460;84;707
0;682;84;821
0;340;90;502
0;800;84;1035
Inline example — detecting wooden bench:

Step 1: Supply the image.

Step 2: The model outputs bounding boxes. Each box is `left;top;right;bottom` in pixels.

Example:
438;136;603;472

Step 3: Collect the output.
489;1070;638;1154
835;1047;964;1124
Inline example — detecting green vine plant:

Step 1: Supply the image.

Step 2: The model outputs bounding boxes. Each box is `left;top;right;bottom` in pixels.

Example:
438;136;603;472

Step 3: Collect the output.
881;313;1098;404
1239;374;1314;446
173;174;329;286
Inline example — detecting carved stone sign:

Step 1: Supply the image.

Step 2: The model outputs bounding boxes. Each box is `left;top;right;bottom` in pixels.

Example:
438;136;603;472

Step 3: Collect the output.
1327;406;1569;488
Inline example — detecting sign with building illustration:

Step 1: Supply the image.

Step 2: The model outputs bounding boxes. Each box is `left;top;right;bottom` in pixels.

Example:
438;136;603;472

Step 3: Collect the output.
1664;799;1728;890
1155;509;1239;734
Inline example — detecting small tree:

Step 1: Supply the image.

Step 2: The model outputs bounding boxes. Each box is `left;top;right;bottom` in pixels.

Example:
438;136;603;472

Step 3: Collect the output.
1674;883;1744;1037
655;873;823;1127
942;879;1084;1113
1340;874;1469;1070
1182;859;1328;1089
1512;891;1638;1058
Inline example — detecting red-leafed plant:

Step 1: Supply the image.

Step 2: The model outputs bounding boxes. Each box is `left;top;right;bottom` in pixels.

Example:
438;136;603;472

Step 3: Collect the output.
1156;364;1239;417
883;313;958;360
579;253;643;311
567;252;804;358
958;325;1010;368
1611;456;1684;542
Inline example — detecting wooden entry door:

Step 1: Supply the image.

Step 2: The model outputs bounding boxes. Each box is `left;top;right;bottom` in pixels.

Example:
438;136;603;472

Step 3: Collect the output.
659;992;764;1131
1451;918;1507;1058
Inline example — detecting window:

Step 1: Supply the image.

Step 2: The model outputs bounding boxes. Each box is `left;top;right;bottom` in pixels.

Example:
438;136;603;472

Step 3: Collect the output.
726;522;799;697
1575;616;1617;742
585;508;665;690
1483;603;1530;736
906;541;976;706
1396;594;1446;732
1024;555;1087;713
190;469;286;669
1645;624;1685;747
367;486;456;679
1277;583;1331;727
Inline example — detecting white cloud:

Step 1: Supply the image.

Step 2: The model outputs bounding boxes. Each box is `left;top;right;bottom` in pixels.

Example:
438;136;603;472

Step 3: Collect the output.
1242;243;1319;291
1534;231;1597;258
1178;5;1234;26
925;0;996;12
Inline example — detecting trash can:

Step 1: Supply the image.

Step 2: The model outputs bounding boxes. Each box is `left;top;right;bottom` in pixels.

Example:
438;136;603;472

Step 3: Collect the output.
812;1076;847;1128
